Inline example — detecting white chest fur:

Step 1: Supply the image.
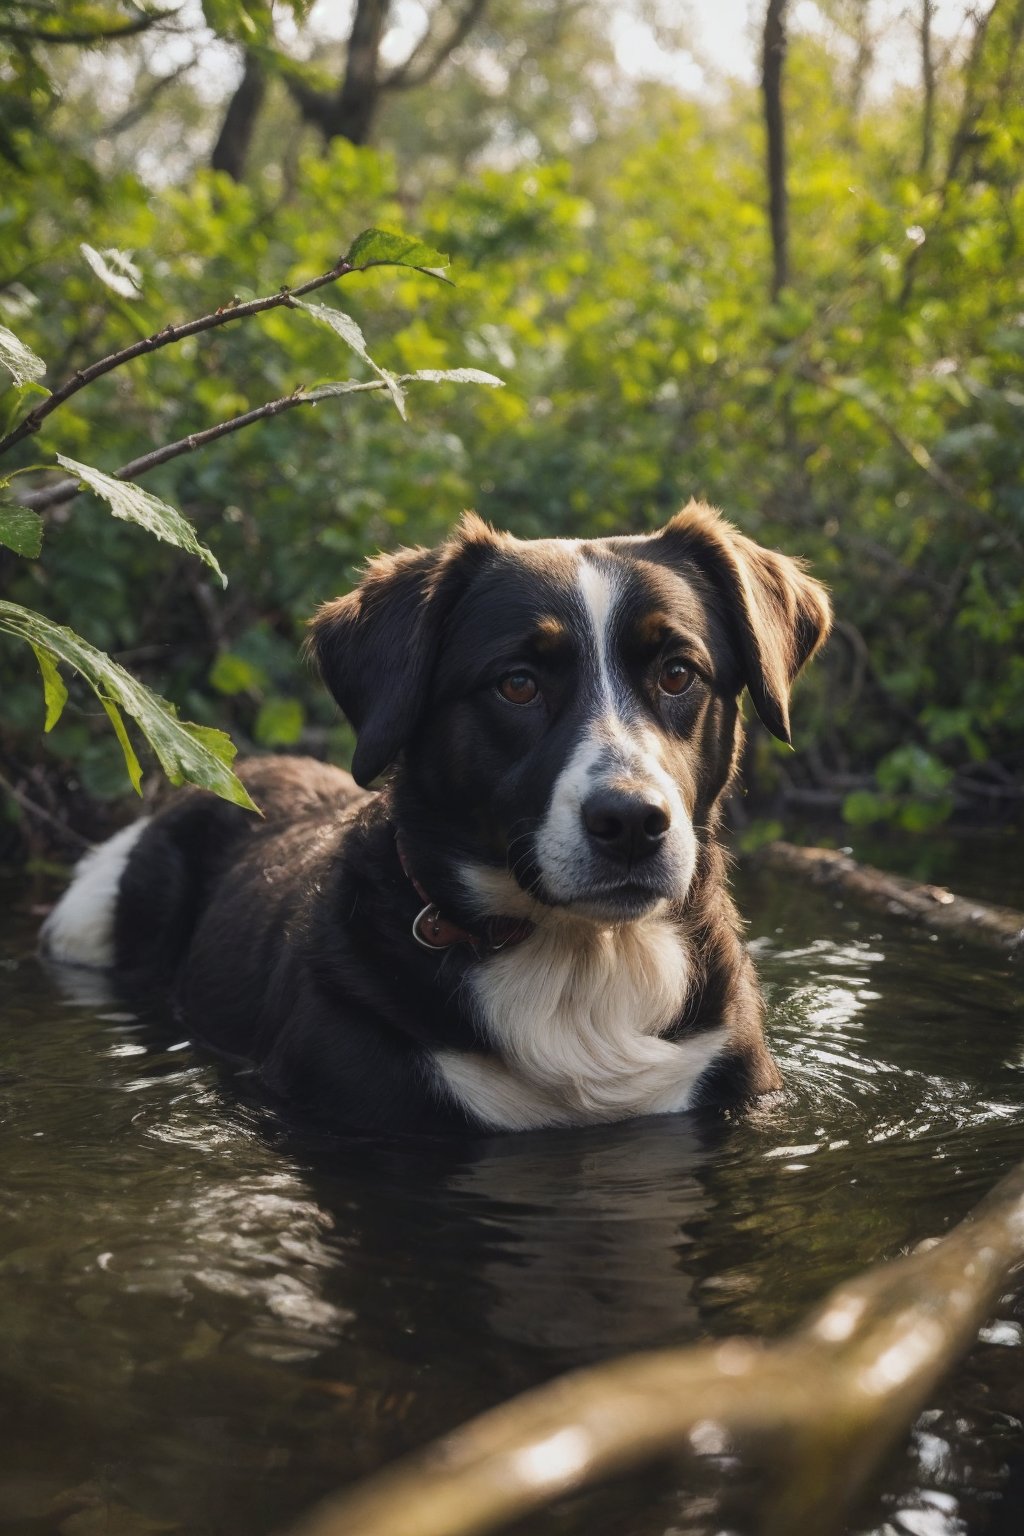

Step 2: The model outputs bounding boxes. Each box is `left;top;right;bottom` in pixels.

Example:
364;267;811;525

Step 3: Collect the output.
434;917;727;1130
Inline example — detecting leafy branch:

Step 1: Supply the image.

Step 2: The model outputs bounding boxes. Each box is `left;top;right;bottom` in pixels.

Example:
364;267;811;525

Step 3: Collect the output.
0;229;503;815
0;231;449;458
22;370;502;514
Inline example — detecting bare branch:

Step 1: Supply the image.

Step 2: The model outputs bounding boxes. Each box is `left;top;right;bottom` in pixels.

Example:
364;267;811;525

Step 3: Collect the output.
0;767;92;851
0;257;356;459
287;0;393;145
749;842;1024;951
18;375;454;513
0;5;173;45
107;54;197;137
383;0;490;90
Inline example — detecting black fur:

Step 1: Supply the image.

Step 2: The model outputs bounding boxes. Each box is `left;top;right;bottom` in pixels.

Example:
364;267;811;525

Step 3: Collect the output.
92;504;832;1135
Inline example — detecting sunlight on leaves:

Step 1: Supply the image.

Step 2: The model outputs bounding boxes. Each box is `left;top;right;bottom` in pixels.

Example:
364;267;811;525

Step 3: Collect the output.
346;229;450;277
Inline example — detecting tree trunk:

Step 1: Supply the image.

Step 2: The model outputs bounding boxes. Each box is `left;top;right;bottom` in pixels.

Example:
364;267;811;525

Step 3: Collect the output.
286;0;392;146
286;0;492;148
327;0;391;143
918;1;935;177
762;0;790;300
211;51;268;180
848;3;873;120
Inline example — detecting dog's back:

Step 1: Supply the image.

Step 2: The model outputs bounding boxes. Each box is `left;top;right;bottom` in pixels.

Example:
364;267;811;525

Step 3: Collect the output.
42;758;365;984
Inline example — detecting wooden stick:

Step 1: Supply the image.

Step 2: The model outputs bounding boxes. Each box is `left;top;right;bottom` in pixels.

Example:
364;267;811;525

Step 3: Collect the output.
283;1160;1024;1536
748;840;1024;953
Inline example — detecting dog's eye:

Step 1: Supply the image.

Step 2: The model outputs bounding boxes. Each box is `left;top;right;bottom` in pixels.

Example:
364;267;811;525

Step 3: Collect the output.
658;660;695;697
497;671;539;705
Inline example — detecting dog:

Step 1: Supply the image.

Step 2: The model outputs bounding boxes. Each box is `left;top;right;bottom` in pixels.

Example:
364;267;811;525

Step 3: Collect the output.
41;502;831;1134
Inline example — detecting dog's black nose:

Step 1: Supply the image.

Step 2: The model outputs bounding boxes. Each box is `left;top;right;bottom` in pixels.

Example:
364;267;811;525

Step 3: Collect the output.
582;788;671;864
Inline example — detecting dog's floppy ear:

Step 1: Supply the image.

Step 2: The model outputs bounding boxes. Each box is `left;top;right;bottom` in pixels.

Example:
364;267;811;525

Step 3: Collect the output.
654;501;832;744
308;516;498;786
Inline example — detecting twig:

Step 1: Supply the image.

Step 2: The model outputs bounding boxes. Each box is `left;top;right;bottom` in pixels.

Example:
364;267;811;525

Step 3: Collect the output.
747;840;1024;952
383;0;491;89
106;55;197;137
283;1160;1024;1536
0;257;356;459
0;768;92;851
0;14;165;44
18;378;413;513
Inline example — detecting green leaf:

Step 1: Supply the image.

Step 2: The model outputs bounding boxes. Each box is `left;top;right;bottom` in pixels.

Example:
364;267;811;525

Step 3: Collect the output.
0;602;257;811
0;380;51;435
99;696;143;794
30;644;67;731
209;651;266;695
80;244;143;300
841;789;891;827
304;369;504;411
896;794;955;833
0;322;46;386
404;368;505;388
294;301;407;417
55;455;227;588
738;817;784;854
294;299;373;366
254;696;304;747
345;229;450;275
0;501;43;557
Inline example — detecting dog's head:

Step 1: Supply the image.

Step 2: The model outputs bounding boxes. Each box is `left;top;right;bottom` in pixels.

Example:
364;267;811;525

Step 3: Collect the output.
309;504;831;922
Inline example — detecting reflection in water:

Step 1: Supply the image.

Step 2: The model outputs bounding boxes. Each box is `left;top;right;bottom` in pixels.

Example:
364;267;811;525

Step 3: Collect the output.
3;864;1024;1536
442;1116;714;1355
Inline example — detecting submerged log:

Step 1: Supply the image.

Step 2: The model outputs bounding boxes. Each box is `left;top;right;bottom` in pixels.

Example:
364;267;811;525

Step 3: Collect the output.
748;840;1024;953
285;1160;1024;1536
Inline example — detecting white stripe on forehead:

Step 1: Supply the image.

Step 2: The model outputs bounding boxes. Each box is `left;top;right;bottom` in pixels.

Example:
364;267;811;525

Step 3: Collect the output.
576;555;618;706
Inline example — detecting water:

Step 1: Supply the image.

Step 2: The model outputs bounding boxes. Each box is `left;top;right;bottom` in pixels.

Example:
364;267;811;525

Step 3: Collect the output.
2;850;1023;1536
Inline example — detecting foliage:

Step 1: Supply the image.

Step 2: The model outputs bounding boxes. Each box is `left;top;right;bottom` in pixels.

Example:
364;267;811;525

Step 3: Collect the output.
0;4;1022;843
0;220;501;815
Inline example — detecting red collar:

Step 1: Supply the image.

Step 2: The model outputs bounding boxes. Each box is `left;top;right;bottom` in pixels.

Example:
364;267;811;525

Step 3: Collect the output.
395;836;534;956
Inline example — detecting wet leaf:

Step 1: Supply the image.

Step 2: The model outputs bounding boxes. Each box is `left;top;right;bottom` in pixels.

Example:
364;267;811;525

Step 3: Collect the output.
55;456;226;588
30;644;67;731
0;602;257;809
0;501;43;557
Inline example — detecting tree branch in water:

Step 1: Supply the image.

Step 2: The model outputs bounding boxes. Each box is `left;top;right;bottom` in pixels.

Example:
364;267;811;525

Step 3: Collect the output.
749;840;1024;952
282;1160;1024;1536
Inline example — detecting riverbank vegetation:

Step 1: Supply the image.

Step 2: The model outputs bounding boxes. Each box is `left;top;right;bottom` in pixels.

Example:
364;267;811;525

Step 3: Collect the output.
1;0;1021;856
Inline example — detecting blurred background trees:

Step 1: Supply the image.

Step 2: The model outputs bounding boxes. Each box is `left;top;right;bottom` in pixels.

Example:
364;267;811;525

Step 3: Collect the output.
1;0;1022;853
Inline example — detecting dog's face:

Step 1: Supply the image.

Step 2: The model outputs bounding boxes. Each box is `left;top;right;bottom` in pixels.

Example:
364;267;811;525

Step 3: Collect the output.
310;504;831;922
